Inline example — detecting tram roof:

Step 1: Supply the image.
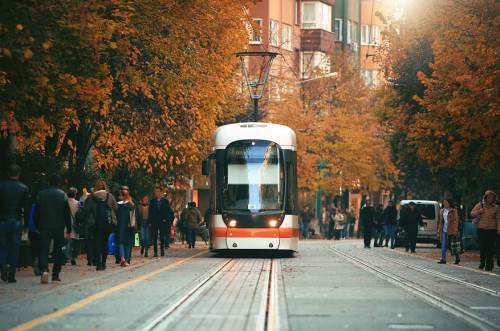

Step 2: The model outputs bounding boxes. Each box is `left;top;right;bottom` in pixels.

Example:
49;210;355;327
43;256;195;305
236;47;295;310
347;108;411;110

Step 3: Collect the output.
213;122;296;150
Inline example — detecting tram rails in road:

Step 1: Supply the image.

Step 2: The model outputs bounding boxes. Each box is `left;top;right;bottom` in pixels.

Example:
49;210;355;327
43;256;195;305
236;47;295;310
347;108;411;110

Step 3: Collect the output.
329;246;500;331
374;253;500;297
142;258;280;331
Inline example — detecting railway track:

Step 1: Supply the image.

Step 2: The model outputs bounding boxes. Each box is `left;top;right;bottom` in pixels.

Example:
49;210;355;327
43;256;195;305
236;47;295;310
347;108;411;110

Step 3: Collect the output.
141;258;279;331
330;246;500;331
375;253;500;297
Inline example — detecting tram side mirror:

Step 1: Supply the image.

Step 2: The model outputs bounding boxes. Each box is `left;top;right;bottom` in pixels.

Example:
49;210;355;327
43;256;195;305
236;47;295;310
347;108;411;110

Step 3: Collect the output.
201;159;210;176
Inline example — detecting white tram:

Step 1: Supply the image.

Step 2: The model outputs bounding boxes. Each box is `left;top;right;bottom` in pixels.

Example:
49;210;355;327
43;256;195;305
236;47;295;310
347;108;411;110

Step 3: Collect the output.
203;122;299;252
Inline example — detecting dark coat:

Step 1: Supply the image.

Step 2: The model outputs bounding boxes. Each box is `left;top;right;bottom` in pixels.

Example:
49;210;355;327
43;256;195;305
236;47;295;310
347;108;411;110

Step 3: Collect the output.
116;201;136;245
360;206;376;229
180;206;202;230
0;179;30;225
383;206;398;226
81;190;118;232
400;207;423;235
36;186;71;232
148;197;174;226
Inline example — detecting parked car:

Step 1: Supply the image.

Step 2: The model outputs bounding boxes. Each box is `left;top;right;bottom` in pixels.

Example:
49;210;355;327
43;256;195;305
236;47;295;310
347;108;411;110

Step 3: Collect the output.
394;200;440;247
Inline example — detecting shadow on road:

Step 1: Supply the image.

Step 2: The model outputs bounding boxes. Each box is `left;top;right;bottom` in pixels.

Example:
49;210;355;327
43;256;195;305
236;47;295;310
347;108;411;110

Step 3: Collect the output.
210;250;296;259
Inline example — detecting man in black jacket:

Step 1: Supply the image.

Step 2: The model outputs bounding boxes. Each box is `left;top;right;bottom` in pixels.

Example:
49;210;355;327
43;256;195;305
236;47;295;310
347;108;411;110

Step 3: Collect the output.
36;175;71;283
360;201;376;248
382;201;398;248
400;202;423;253
148;186;174;257
0;164;29;283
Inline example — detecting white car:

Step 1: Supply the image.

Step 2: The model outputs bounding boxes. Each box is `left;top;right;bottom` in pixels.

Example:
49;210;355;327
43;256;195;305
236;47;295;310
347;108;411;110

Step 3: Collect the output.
398;200;440;246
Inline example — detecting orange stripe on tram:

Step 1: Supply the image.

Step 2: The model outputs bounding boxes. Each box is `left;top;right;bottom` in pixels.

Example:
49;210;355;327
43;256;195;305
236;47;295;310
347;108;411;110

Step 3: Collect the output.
214;227;299;238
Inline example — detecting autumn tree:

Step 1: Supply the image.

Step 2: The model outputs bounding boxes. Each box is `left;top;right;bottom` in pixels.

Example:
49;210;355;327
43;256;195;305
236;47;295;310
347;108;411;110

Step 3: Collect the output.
270;54;397;197
378;0;499;204
0;0;249;184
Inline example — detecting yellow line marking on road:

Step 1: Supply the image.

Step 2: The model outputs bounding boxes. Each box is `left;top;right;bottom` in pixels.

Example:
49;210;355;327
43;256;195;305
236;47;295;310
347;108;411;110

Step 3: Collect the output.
8;251;208;331
389;248;500;277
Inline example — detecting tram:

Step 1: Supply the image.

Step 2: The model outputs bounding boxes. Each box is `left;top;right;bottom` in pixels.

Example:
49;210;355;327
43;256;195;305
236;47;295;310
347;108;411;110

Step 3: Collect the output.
202;122;299;252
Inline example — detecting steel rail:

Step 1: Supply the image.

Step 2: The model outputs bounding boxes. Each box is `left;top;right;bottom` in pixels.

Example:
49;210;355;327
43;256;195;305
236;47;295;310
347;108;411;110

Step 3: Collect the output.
330;247;500;331
141;258;235;331
376;253;500;297
264;259;279;331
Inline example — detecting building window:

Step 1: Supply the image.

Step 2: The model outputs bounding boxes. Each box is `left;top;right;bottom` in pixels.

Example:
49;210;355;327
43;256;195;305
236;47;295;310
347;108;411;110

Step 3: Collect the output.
301;51;330;79
282;24;292;50
334;19;343;41
361;24;369;45
248;18;263;44
361;25;381;45
301;1;332;31
370;25;380;45
269;20;280;47
360;69;379;87
347;20;352;44
351;21;358;44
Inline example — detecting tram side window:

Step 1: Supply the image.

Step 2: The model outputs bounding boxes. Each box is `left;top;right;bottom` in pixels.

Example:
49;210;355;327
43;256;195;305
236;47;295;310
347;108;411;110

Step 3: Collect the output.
286;156;298;214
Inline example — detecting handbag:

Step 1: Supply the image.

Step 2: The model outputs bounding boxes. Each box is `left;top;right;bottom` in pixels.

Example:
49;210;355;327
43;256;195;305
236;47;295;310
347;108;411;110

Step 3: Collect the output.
472;202;483;225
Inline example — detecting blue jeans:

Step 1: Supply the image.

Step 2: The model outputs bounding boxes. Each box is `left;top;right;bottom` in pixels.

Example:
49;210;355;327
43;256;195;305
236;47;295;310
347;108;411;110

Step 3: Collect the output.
119;243;132;262
441;231;447;262
140;224;150;248
0;218;22;274
186;229;197;247
384;225;395;247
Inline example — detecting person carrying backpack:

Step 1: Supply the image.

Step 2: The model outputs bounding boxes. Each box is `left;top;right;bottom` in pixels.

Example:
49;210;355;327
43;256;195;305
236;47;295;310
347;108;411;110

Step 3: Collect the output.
180;202;202;249
82;180;117;271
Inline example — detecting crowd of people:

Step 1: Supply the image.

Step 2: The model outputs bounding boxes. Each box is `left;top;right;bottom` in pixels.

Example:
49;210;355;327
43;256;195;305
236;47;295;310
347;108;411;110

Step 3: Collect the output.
0;164;205;284
299;191;499;272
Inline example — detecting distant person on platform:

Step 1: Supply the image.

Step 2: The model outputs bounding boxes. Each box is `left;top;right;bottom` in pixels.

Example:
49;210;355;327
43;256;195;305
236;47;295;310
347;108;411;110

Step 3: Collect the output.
148;186;174;257
382;201;398;248
471;190;500;271
0;164;30;283
360;201;376;248
36;175;72;284
400;202;423;253
180;202;203;249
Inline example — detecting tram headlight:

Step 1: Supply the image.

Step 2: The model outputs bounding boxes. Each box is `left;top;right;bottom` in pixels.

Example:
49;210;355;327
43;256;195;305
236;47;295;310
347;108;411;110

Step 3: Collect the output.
228;220;237;227
269;219;278;227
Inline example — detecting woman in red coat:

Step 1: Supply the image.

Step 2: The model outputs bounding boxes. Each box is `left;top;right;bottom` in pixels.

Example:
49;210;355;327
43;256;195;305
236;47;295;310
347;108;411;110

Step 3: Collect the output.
438;198;461;265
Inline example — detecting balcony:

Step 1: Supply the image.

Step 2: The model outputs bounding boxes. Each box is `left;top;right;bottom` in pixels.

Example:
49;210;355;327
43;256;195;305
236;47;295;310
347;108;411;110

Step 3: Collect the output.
301;29;336;54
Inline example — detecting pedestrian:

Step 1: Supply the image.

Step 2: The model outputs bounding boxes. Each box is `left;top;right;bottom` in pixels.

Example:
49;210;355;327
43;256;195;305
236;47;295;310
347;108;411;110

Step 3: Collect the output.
360;201;376;248
300;206;312;239
382;201;398;248
400;202;423;253
374;204;385;247
148;185;174;257
334;209;345;240
328;206;336;240
344;209;355;239
139;196;150;257
0;164;30;283
67;187;80;266
116;186;137;266
180;202;202;249
82;180;118;271
471;190;500;271
437;198;461;265
35;174;72;283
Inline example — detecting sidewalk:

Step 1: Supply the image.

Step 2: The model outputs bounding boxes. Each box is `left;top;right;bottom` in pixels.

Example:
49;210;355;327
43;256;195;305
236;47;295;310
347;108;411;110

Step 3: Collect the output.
392;243;500;276
0;242;209;305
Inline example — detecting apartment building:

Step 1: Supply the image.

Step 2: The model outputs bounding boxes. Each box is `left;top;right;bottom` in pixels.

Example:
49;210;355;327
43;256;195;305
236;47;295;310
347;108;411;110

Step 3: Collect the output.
333;0;361;68
359;0;393;87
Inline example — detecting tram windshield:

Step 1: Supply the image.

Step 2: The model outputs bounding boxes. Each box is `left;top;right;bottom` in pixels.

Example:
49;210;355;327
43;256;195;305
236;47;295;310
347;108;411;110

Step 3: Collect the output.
223;140;283;212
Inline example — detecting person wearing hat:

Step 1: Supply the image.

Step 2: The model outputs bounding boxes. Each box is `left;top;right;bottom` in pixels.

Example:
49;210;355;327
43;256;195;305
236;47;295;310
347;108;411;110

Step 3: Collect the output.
471;190;500;271
399;202;423;253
